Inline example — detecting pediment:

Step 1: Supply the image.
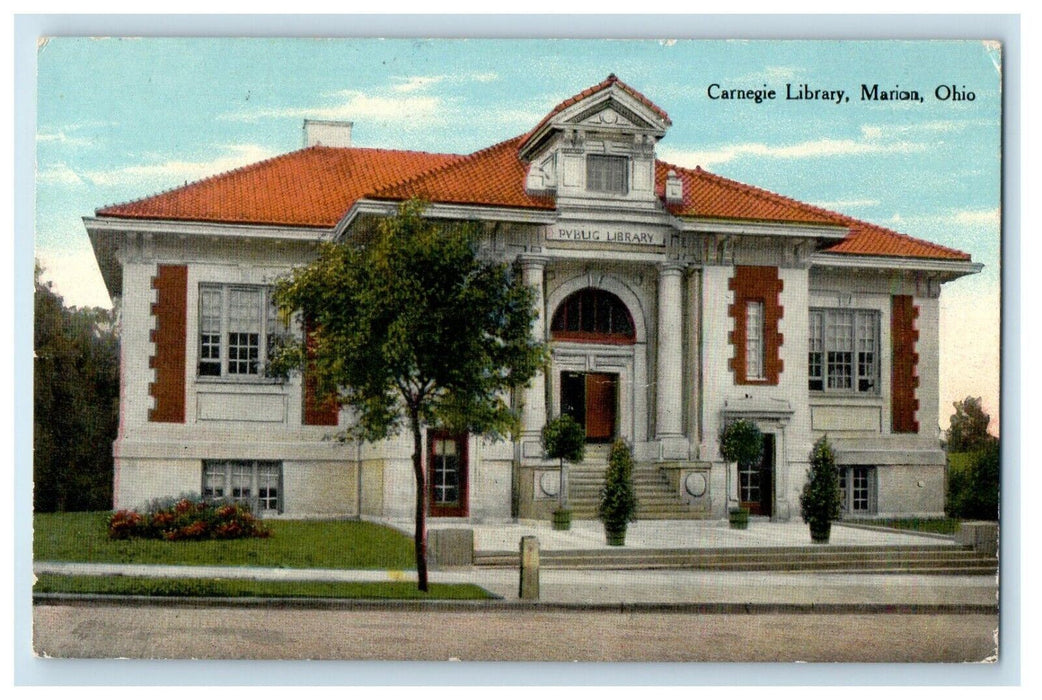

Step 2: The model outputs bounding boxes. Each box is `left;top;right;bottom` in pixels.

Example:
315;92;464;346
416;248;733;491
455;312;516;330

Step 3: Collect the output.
722;397;794;425
567;100;655;130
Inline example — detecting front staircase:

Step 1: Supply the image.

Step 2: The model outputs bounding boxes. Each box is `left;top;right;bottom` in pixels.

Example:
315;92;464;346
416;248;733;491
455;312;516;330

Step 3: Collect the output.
565;446;701;519
474;544;998;575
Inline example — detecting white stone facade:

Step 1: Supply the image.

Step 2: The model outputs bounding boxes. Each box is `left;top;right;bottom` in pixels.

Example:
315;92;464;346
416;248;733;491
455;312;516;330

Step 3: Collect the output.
86;77;978;522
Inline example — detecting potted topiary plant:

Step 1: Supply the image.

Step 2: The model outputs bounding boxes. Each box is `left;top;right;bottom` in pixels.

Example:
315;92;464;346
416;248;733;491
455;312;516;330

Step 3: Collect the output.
800;435;843;543
598;439;639;545
719;419;763;528
542;414;586;530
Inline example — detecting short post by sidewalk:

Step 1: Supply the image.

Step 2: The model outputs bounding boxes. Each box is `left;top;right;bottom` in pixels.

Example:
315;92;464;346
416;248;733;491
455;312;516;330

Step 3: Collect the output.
519;535;539;600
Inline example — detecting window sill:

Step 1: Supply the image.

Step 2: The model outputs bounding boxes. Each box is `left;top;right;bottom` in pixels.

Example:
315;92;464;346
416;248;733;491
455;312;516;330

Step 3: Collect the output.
809;392;882;404
195;376;288;390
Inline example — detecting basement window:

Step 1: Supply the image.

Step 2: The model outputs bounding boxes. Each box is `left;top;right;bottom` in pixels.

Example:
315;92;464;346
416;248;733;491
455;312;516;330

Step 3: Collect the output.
838;466;877;515
203;460;283;515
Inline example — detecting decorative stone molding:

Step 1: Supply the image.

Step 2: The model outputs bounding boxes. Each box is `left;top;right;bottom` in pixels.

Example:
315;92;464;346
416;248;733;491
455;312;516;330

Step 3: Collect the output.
727;265;784;385
147;264;187;423
891;295;920;433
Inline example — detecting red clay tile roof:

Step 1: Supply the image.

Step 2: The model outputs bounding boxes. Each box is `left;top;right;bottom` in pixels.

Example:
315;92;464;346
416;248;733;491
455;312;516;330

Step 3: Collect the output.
654;161;971;261
96;129;969;262
368;135;555;211
520;74;672;152
96;146;460;228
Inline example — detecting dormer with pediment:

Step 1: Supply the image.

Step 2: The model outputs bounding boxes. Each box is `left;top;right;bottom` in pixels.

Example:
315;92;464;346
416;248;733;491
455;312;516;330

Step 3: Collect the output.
520;74;672;212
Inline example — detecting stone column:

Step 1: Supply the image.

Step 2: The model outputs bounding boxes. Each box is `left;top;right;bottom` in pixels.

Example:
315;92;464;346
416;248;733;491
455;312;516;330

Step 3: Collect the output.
519;255;549;460
656;262;687;459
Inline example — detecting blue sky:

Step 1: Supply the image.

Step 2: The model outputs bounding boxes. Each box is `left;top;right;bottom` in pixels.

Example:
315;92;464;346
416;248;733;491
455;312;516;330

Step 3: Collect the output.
34;38;1002;430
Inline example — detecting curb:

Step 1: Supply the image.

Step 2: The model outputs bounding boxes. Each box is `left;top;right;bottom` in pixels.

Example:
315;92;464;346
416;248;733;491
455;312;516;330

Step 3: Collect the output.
32;593;998;615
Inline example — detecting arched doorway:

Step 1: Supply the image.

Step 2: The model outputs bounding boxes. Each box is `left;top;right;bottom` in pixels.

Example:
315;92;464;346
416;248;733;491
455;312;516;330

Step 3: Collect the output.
550;288;635;443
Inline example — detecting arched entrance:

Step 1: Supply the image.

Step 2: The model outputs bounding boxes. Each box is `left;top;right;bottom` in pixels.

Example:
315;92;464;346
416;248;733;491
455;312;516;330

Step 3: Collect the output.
550;287;635;443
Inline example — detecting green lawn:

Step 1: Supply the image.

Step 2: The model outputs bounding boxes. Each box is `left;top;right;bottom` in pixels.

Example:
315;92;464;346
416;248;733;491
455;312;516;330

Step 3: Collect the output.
844;517;961;535
33;574;493;600
34;512;416;569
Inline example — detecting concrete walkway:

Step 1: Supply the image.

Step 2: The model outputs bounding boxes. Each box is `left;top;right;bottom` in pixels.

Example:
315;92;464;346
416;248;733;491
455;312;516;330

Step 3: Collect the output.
386;517;956;551
34;520;996;610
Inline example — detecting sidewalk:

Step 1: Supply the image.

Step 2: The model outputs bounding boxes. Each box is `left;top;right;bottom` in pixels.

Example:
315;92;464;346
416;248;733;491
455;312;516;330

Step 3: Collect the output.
410;517;958;552
34;519;997;610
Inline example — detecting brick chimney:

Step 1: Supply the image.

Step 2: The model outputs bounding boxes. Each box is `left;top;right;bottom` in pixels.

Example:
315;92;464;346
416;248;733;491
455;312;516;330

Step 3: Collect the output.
303;119;353;148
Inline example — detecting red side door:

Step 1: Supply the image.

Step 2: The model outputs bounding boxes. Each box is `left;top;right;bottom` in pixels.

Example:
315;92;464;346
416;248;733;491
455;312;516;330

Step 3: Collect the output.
428;431;468;517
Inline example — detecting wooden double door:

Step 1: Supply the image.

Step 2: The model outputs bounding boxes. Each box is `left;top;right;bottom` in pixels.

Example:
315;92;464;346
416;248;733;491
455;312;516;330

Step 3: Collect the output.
560;371;618;443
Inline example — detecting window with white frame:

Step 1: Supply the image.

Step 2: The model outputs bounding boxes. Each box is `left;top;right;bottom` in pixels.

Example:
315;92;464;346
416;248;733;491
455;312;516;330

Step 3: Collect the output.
838;466;877;515
203;460;282;514
586;154;628;194
745;300;765;380
808;309;879;393
198;284;288;378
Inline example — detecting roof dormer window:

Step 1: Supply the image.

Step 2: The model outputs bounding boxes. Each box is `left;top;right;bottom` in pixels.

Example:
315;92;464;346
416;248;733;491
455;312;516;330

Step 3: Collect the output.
586;154;628;194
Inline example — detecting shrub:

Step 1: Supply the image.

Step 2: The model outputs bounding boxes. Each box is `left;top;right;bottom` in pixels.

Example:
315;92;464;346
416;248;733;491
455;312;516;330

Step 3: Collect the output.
598;439;638;532
542;414;586;513
541;415;586;464
799;436;842;532
946;440;1000;520
107;496;271;541
720;419;764;468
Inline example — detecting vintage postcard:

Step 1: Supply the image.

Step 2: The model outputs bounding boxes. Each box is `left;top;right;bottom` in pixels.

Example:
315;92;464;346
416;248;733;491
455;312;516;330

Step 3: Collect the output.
30;34;1003;672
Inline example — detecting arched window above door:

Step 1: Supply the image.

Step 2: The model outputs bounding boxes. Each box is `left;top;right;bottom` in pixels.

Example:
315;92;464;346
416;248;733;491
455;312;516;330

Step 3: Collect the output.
550;288;636;344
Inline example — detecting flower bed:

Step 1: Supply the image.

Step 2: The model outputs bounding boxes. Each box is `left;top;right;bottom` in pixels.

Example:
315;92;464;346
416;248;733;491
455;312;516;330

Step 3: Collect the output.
109;497;271;541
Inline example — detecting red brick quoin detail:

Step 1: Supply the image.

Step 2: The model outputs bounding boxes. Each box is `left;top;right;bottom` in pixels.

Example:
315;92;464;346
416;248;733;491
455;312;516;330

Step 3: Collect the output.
303;322;339;427
728;266;784;385
891;295;920;434
148;264;188;423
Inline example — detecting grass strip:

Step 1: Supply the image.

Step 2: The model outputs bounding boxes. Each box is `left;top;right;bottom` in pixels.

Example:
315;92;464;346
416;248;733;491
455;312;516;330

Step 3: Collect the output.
844;518;961;535
33;574;494;600
34;512;415;569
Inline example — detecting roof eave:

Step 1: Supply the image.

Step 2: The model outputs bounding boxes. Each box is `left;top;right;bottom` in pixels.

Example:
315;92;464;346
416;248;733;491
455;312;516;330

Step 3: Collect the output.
676;216;850;239
813;251;982;280
337;198;558;240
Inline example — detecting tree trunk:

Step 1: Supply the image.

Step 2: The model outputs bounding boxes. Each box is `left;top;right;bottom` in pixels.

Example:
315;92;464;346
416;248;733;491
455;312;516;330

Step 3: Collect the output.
409;407;429;592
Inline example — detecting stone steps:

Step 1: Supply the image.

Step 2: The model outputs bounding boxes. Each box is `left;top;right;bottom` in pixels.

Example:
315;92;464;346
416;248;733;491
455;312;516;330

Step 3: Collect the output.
473;545;998;575
563;461;694;519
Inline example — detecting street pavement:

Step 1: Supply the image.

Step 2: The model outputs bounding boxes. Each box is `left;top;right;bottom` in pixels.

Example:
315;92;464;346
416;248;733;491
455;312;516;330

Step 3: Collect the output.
30;520;1001;663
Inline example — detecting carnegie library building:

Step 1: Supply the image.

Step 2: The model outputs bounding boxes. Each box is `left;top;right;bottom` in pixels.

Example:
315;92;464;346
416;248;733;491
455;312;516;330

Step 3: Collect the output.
85;75;980;523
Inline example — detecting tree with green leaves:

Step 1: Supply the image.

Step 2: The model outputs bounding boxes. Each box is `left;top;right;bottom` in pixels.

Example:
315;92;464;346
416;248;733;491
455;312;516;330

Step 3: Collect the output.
34;264;119;512
946;396;995;452
271;200;546;590
541;414;585;514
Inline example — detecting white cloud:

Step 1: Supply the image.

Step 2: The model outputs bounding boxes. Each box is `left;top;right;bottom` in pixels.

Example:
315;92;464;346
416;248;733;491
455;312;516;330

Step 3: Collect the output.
952;208;1001;227
659;138;927;167
730;65;803;84
939;288;1001;433
859;119;992;141
37;162;86;187
886;207;1001;230
809;199;880;209
35;249;113;310
221;92;443;125
36;129;96;147
222;71;498;125
391;75;446;93
81;143;277;189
